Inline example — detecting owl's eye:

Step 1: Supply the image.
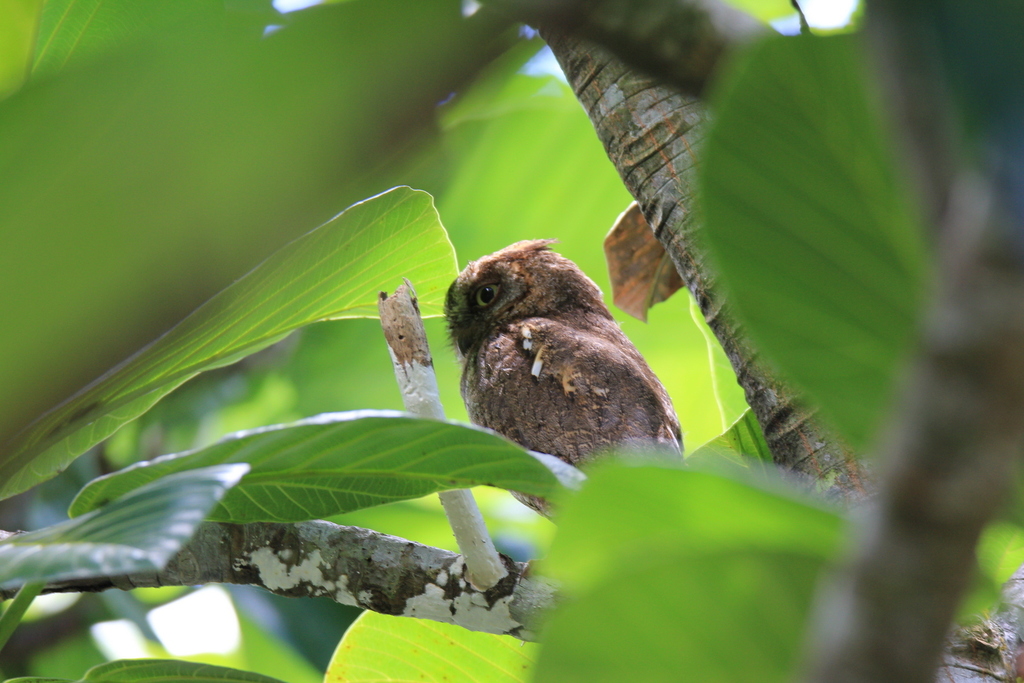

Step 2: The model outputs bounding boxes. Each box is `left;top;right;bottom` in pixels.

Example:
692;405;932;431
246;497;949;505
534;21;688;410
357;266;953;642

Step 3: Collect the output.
474;284;499;307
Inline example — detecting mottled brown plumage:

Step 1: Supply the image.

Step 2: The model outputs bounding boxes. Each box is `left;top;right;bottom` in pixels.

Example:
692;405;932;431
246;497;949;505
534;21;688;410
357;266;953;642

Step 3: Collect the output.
445;240;681;515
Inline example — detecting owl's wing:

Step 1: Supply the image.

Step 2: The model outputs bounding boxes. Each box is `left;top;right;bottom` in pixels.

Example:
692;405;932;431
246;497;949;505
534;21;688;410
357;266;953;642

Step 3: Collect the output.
464;317;681;467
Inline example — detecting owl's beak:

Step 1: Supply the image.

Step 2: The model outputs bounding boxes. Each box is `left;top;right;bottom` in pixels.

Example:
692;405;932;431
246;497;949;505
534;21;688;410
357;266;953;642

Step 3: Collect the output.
454;332;473;359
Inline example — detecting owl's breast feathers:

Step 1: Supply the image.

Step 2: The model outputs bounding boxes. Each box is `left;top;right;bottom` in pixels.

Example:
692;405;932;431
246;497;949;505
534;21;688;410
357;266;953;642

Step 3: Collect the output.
462;315;681;467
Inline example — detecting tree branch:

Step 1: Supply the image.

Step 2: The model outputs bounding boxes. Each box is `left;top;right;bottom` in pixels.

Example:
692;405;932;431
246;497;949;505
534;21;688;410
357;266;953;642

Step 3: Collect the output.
0;521;555;641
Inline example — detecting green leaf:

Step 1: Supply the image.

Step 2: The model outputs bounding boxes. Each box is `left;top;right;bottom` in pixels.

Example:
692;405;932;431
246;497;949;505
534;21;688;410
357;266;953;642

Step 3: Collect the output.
977;522;1024;587
31;0;219;81
538;463;841;594
533;464;842;681
327;610;538;683
959;522;1024;620
5;658;289;683
721;0;795;23
70;411;561;523
687;409;772;469
688;296;750;435
700;34;927;448
0;0;502;500
0;186;456;501
0;464;248;589
535;551;823;683
0;0;43;99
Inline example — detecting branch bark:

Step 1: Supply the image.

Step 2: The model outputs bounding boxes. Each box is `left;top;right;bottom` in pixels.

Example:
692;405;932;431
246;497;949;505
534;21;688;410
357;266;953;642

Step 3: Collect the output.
0;521;555;641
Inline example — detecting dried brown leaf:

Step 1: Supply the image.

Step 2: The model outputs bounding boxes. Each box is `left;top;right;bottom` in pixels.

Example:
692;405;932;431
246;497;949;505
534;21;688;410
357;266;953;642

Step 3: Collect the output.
603;202;684;321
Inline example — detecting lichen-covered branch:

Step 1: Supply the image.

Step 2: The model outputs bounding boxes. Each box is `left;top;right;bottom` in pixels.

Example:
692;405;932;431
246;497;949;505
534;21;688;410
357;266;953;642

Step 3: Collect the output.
0;521;555;641
541;30;867;499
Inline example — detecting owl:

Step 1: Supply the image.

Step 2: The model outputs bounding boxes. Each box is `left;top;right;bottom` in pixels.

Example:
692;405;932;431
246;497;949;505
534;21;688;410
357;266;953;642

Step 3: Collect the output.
445;240;682;516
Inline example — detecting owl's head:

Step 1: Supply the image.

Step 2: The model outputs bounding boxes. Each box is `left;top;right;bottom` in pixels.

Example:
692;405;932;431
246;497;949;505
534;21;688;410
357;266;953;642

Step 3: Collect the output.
444;240;610;359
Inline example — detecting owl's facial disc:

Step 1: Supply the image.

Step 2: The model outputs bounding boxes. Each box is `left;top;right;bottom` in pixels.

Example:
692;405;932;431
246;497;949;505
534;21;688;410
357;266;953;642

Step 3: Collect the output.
445;267;522;359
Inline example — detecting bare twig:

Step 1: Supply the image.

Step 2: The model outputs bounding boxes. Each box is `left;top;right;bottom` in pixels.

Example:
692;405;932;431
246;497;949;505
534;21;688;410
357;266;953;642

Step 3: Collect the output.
0;522;555;641
378;281;508;591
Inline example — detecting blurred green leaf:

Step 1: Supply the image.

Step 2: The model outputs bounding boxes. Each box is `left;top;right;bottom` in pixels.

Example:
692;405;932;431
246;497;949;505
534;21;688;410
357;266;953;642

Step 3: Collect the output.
327;610;537;683
0;464;248;589
721;0;794;23
70;411;561;522
30;0;222;81
534;464;842;681
6;658;288;683
701;34;927;448
0;186;456;501
977;522;1024;587
25;632;106;680
0;0;43;99
539;463;842;594
688;409;772;469
233;611;322;683
536;550;822;683
0;0;510;500
958;522;1024;621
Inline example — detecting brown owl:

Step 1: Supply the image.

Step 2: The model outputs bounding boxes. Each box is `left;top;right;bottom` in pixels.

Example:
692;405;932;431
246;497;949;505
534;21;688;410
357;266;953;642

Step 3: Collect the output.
445;240;682;516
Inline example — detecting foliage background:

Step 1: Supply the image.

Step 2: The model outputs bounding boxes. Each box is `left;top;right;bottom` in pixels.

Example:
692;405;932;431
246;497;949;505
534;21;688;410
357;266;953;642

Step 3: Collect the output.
0;2;746;679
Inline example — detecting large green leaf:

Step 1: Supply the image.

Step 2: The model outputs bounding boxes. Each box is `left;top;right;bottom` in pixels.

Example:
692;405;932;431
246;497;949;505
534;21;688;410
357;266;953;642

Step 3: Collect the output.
0;0;43;99
533;464;842;681
6;658;288;683
30;0;221;81
0;464;247;589
0;187;456;501
326;610;538;683
0;0;508;500
700;34;927;448
538;463;841;593
69;412;561;522
536;551;823;683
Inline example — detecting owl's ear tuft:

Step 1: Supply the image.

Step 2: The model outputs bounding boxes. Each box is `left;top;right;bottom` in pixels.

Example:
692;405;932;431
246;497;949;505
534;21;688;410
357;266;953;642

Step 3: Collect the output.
499;239;559;257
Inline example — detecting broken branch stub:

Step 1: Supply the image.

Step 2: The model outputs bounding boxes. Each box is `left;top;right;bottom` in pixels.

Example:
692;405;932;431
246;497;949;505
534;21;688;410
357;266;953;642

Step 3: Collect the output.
378;281;508;591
